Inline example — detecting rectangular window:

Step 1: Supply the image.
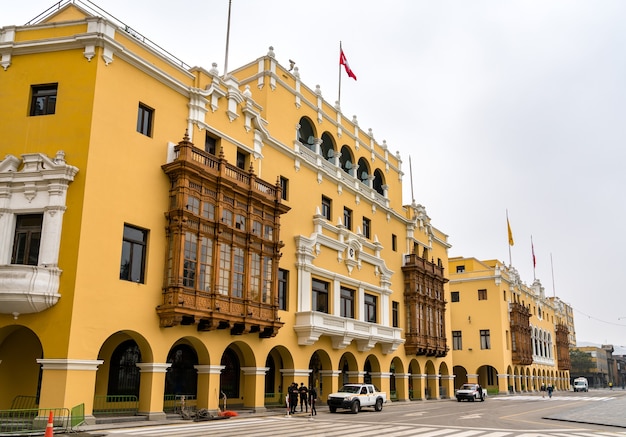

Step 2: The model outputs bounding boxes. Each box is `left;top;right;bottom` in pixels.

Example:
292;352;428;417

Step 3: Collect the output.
392;301;399;328
278;268;288;310
217;243;231;294
480;329;491;350
312;278;329;313
279;176;288;201
343;207;352;230
182;232;197;287
30;83;58;116
340;287;355;318
187;196;200;215
250;253;261;301
364;294;377;323
202;202;215;220
362;217;371;239
235;214;246;230
392;234;397;251
452;331;462;350
478;289;487;300
12;214;43;266
321;196;331;220
262;256;272;304
236;150;247;170
205;132;217;154
136;103;154;137
198;237;213;292
451;291;460;302
232;247;244;298
119;224;147;283
456;265;465;273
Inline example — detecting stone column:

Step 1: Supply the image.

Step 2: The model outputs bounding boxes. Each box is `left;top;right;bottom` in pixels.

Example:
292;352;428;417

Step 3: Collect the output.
369;372;392;398
136;363;170;420
241;367;269;412
194;365;224;413
440;374;454;399
427;374;441;400
36;359;103;425
394;373;410;401
318;370;341;403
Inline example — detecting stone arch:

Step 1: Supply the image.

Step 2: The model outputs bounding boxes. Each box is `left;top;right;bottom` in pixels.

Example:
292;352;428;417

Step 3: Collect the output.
453;365;468;389
95;330;154;403
0;325;43;409
363;354;381;385
408;359;423;400
424;360;437;399
389;357;405;401
264;345;294;406
340;145;355;176
320;132;336;162
338;352;358;385
357;157;371;184
373;168;385;195
219;341;257;408
298;117;317;151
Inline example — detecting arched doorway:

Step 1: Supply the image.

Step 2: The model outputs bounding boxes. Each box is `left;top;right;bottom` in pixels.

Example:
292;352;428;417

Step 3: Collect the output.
220;347;240;401
107;340;141;397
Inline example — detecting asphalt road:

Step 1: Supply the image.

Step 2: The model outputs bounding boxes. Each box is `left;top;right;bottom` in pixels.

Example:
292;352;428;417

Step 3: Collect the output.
64;389;626;437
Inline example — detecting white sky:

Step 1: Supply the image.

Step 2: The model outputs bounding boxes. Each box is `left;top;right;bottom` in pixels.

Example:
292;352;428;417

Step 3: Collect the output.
5;0;626;350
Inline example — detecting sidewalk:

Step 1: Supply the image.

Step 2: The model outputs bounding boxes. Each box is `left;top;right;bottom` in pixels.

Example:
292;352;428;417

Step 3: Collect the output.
542;389;626;428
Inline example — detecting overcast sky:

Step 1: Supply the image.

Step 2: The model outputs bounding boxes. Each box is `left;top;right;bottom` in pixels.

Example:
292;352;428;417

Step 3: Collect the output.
6;0;626;350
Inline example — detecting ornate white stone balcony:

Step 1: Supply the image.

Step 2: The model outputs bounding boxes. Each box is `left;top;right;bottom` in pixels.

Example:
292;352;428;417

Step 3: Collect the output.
0;265;61;318
293;311;404;354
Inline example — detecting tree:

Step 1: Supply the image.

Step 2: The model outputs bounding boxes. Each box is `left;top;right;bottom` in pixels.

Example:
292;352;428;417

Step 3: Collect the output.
569;349;594;376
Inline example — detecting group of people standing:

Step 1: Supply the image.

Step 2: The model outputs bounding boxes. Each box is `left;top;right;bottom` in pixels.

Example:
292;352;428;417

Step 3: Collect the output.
287;382;317;415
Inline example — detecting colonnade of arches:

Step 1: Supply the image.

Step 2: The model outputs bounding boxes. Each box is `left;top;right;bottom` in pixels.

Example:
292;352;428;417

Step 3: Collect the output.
297;117;387;197
532;327;553;360
1;326;456;419
453;364;570;394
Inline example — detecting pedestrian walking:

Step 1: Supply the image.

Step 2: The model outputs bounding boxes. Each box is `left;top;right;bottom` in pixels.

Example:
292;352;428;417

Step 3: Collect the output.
309;385;317;416
547;384;553;398
540;383;545;398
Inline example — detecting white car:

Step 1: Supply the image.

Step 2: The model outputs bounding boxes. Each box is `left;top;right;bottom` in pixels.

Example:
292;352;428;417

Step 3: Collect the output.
456;383;486;402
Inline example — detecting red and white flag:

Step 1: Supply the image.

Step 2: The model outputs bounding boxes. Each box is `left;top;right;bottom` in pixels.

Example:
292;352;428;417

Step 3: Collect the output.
340;49;357;80
532;240;536;268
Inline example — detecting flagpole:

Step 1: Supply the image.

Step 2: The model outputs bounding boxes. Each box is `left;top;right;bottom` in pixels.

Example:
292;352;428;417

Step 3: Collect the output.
506;210;513;267
550;253;556;298
338;41;343;106
531;235;536;281
223;0;232;77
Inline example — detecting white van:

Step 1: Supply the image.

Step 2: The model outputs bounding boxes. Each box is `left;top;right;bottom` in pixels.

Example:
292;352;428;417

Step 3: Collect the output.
573;377;588;392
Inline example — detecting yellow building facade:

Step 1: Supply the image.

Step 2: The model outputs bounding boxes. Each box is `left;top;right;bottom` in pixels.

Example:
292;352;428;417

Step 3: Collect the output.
448;257;571;394
0;2;453;422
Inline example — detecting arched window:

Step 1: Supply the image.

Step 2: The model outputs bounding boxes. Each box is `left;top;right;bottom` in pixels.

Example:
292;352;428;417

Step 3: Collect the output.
373;169;385;195
165;344;198;396
340;146;354;175
357;158;370;183
107;340;141;396
320;132;336;162
298;117;316;151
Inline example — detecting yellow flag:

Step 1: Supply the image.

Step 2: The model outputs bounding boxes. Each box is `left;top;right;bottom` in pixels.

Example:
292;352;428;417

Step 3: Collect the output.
507;218;514;246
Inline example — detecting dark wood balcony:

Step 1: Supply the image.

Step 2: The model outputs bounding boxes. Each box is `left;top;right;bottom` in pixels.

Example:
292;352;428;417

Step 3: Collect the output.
157;133;289;338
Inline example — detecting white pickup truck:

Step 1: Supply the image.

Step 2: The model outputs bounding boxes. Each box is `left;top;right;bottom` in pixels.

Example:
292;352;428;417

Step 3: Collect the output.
327;383;386;413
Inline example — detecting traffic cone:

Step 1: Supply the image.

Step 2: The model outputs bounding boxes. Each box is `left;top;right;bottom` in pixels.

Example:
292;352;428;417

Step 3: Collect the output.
44;411;54;437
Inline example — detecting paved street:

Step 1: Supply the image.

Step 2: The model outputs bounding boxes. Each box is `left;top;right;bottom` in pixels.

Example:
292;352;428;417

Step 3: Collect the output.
66;390;626;437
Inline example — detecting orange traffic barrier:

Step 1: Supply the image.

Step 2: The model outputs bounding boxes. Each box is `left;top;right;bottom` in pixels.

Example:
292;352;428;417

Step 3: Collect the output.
44;411;54;437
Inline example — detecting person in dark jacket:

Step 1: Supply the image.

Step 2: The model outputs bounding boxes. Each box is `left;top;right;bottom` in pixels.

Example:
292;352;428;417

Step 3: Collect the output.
299;383;309;412
288;383;299;414
308;386;317;416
